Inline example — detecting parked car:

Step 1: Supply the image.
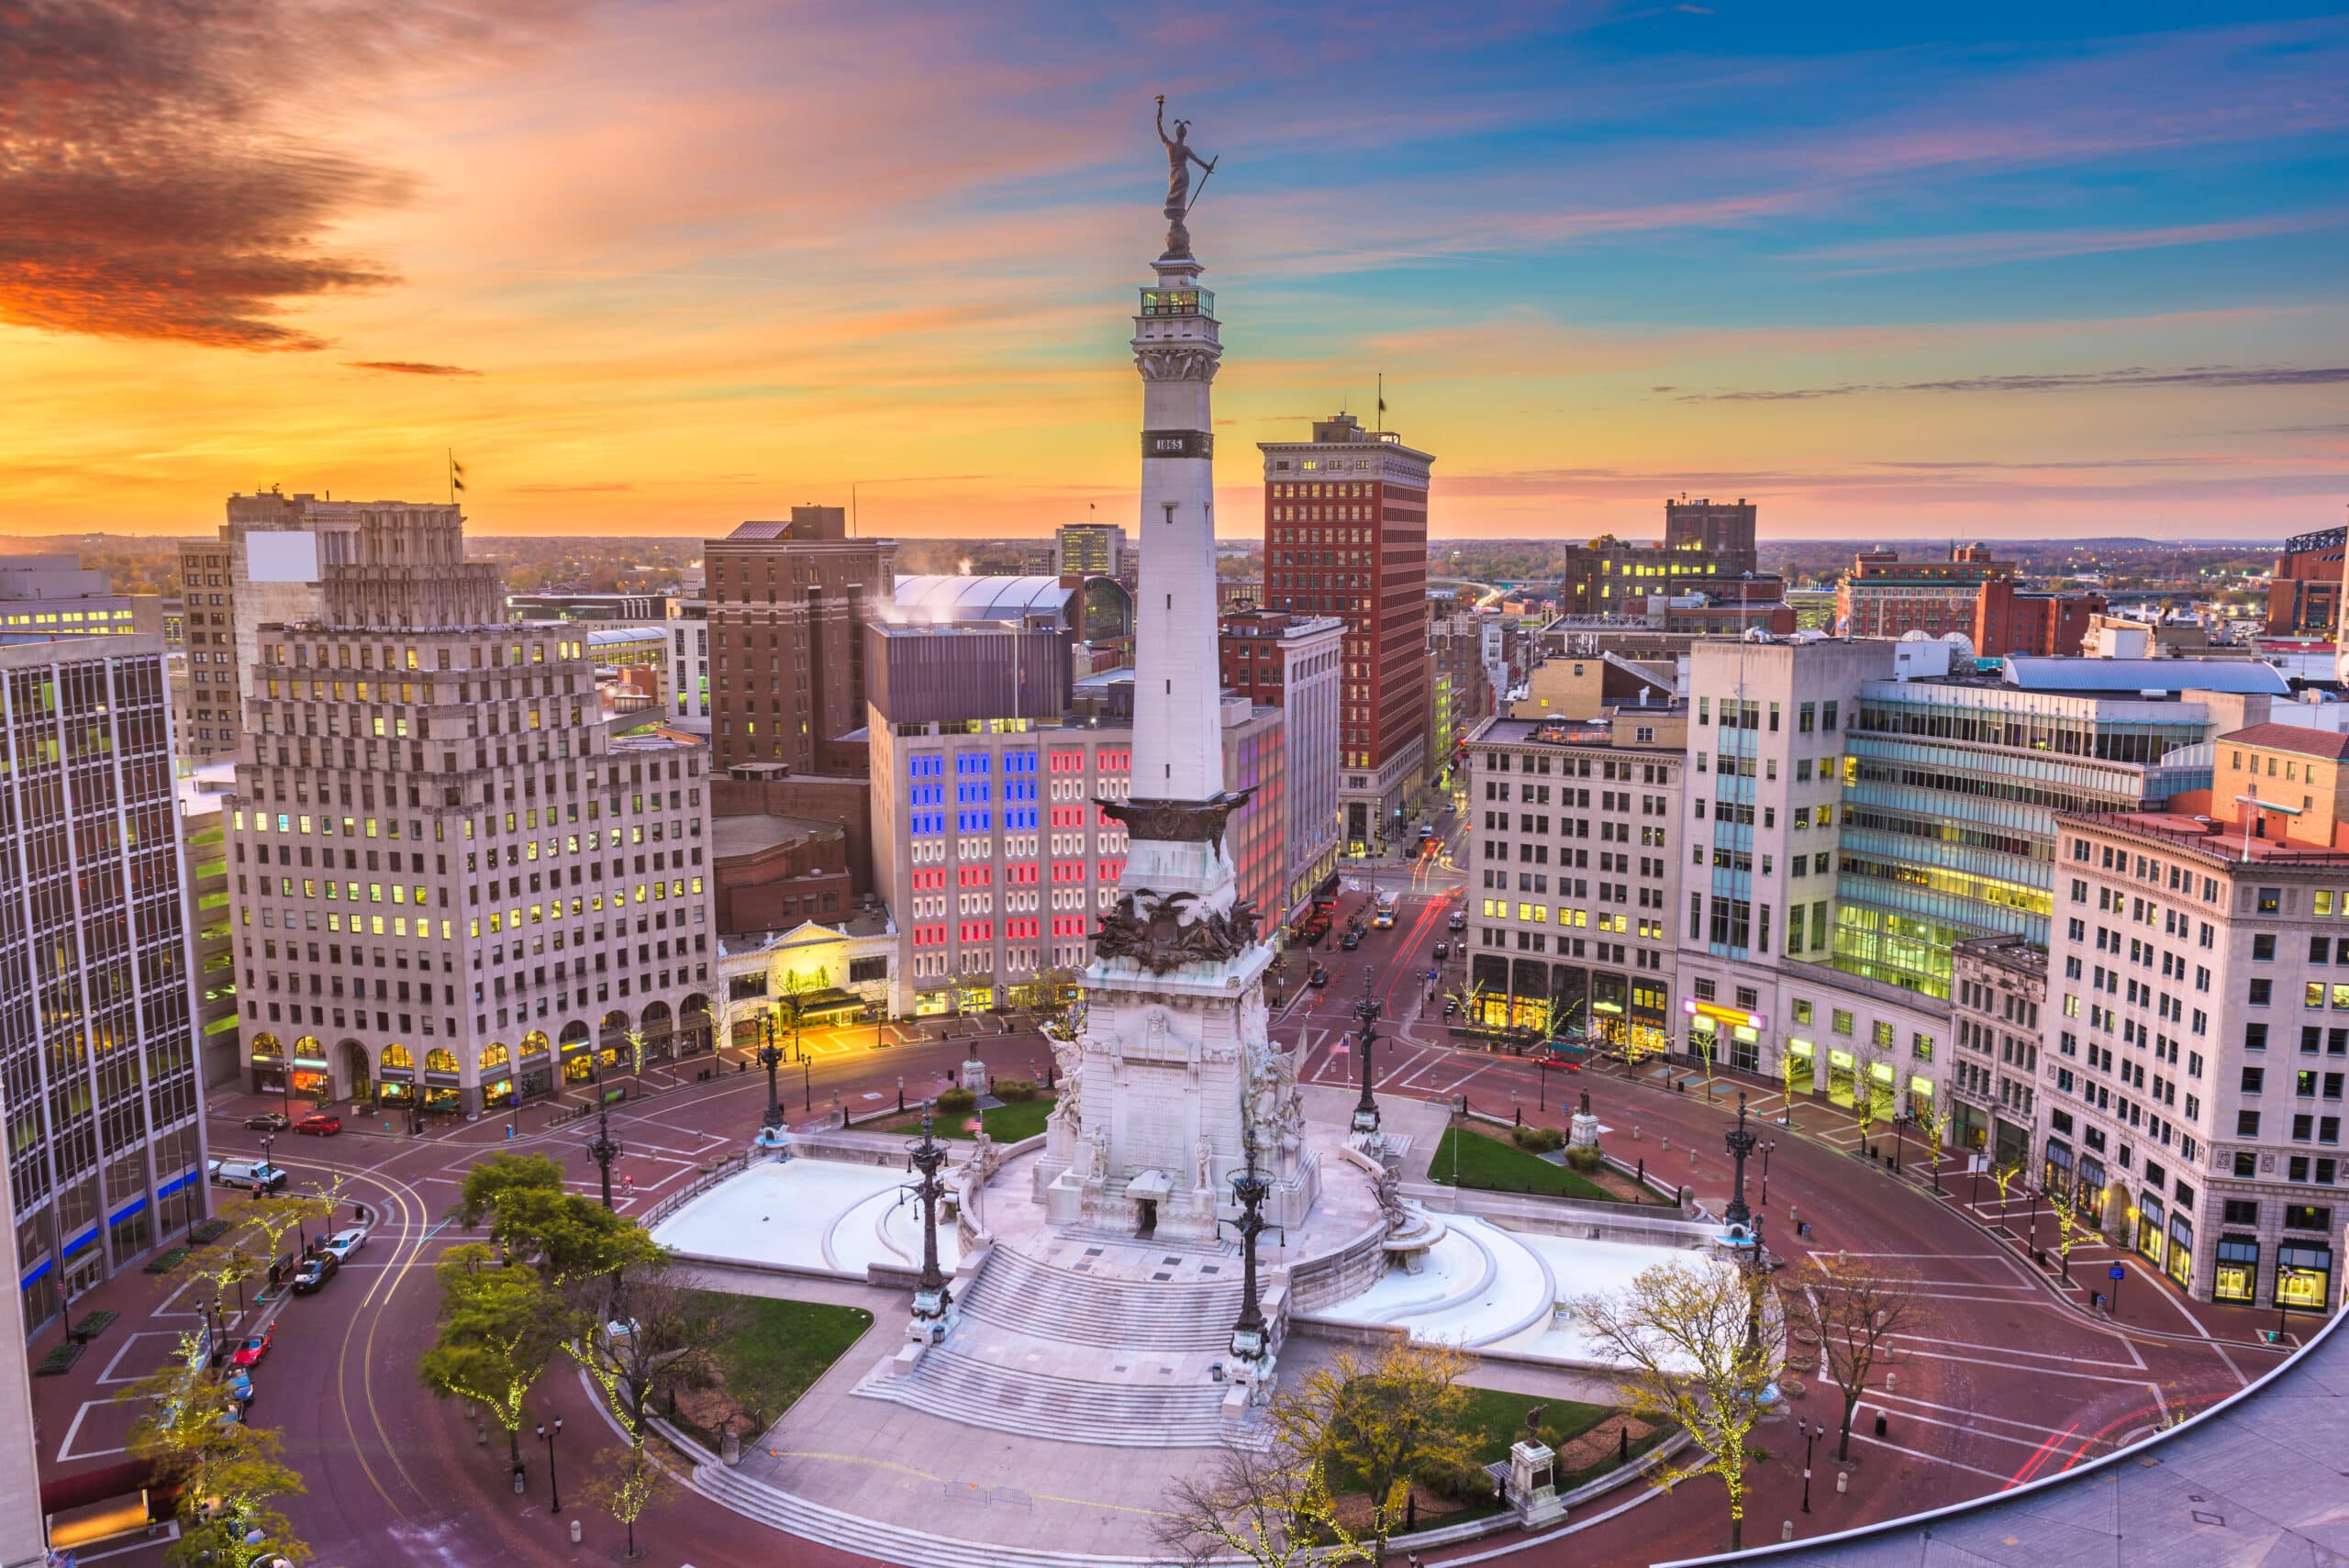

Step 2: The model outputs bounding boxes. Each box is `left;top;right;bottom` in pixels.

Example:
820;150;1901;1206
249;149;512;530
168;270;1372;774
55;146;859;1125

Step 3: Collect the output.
290;1254;339;1296
1432;941;1449;962
1338;930;1360;951
1308;967;1330;989
229;1326;273;1368
1447;910;1467;932
228;1370;255;1411
1443;996;1459;1018
208;1159;287;1193
322;1229;367;1263
242;1113;291;1132
293;1113;342;1137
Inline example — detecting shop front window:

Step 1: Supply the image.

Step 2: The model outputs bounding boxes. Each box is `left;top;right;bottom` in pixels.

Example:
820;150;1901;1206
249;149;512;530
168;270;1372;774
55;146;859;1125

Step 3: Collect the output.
2213;1236;2257;1304
2136;1193;2167;1269
1731;1025;1760;1074
2277;1244;2332;1313
1786;1040;1814;1095
2165;1215;2194;1290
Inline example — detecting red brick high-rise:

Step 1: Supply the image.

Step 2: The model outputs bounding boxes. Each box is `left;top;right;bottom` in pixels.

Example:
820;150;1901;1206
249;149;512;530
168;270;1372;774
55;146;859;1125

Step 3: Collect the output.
1259;412;1433;853
705;506;896;775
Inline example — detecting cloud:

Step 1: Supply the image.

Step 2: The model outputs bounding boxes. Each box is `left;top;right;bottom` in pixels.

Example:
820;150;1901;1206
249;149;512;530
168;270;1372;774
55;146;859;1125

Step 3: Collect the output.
344;360;482;376
1679;365;2349;402
1792;214;2349;275
0;0;573;350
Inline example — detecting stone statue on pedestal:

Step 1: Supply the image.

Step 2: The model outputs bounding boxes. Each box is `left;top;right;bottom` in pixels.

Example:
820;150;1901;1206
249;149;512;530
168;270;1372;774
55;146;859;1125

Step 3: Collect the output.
1153;96;1217;258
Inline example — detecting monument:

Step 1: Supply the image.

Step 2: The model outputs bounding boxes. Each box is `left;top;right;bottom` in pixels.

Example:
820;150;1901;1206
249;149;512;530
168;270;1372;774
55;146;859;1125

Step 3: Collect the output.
1033;103;1319;1240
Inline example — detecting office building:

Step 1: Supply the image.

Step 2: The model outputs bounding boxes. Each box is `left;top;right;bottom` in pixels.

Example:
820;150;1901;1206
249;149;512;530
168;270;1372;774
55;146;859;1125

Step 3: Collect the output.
1950;933;2044;1165
867;623;1285;1015
0;557;151;646
223;504;718;1117
1260;412;1433;851
704;507;895;774
2268;521;2345;639
1218;609;1343;917
1974;579;2108;658
1557;497;1776;621
1834;543;2017;640
2041;804;2345;1311
505;592;673;622
178;763;244;1090
1463;711;1687;1056
5;638;208;1333
1428;609;1497;787
0;1173;45;1566
1054;522;1127;579
668;599;709;721
176;538;241;760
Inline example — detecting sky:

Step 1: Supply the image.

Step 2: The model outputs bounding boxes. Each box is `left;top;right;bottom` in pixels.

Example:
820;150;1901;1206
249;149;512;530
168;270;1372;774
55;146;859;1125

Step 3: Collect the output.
3;0;2345;543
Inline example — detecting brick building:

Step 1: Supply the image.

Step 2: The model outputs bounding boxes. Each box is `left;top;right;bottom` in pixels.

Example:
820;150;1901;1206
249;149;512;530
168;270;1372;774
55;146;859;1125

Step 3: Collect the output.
1975;577;2108;658
1835;544;2017;639
704;506;894;775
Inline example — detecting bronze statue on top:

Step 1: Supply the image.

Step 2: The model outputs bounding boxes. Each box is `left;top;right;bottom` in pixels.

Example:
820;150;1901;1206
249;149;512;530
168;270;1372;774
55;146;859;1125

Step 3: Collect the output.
1154;95;1217;258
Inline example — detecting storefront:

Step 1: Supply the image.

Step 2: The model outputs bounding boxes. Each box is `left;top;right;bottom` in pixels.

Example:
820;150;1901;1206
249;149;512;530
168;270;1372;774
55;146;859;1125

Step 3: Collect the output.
2077;1155;2109;1227
562;1046;595;1084
482;1073;515;1108
1785;1039;1815;1096
376;1067;415;1104
955;980;996;1014
1992;1116;2031;1171
2277;1241;2333;1314
2043;1137;2075;1199
2135;1191;2166;1272
1827;1048;1855;1107
1866;1061;1897;1122
2213;1235;2258;1304
2165;1212;2194;1291
250;1032;284;1094
422;1073;462;1112
1907;1074;1935;1130
1629;981;1673;1061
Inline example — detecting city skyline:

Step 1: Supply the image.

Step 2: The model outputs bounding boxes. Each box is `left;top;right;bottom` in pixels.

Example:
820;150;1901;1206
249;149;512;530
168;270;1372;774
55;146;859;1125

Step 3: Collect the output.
3;2;2344;540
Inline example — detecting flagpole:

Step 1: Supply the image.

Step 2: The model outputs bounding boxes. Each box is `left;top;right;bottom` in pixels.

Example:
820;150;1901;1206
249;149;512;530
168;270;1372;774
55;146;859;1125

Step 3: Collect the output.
447;449;454;506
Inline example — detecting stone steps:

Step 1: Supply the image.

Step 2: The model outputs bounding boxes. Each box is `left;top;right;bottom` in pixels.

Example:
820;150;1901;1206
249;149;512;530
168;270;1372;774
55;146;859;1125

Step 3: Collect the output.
959;1247;1241;1351
694;1458;1171;1568
853;1344;1233;1449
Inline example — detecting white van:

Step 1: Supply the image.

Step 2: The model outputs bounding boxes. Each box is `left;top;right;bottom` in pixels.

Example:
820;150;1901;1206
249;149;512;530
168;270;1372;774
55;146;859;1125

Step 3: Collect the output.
208;1159;287;1193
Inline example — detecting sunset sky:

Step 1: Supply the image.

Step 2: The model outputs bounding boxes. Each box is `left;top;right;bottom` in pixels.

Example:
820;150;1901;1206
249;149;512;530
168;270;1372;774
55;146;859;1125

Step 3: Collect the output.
4;1;2344;541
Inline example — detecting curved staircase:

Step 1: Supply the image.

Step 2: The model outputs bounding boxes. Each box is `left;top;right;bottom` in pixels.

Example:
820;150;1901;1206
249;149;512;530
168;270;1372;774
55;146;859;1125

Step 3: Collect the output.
956;1245;1241;1351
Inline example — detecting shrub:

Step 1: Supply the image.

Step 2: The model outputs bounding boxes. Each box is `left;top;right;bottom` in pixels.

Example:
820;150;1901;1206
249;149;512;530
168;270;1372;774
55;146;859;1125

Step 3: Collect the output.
993;1078;1039;1103
1416;1451;1495;1503
34;1341;83;1376
144;1247;189;1274
933;1086;978;1115
1564;1144;1604;1174
74;1309;117;1340
190;1218;229;1244
1509;1123;1564;1153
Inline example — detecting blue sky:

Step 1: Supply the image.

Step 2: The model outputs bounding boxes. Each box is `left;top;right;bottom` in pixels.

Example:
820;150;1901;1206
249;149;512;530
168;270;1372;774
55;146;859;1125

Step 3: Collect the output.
3;0;2343;538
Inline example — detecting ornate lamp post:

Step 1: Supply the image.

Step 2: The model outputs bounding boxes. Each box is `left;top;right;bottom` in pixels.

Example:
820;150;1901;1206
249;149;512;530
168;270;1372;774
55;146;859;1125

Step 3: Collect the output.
1352;978;1384;1140
1892;1110;1910;1178
1760;1138;1777;1207
1722;1092;1757;1233
757;1016;785;1130
906;1107;952;1339
535;1418;563;1513
1219;1138;1275;1392
1800;1417;1821;1513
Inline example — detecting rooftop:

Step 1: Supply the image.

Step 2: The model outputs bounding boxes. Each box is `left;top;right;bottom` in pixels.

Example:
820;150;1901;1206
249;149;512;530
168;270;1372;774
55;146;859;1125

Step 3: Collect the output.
887;574;1074;622
2220;722;2349;761
1475;716;1680;751
2061;808;2349;868
712;813;841;860
2003;656;2290;696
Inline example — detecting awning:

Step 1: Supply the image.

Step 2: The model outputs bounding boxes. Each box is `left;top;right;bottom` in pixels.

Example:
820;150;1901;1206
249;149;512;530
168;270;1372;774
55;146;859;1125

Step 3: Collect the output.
786;987;864;1018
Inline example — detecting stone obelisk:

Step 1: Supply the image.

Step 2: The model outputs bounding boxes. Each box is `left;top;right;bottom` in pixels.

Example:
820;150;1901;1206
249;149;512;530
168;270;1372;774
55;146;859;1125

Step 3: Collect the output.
1034;106;1319;1242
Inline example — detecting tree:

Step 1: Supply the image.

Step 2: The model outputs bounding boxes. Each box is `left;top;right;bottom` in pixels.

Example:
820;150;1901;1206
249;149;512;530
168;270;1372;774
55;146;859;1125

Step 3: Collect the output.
1576;1256;1779;1553
1787;1252;1918;1464
1152;1431;1372;1568
418;1243;563;1468
584;1437;678;1561
1989;1158;2024;1236
1270;1340;1481;1563
454;1151;566;1231
2045;1181;2090;1285
503;1188;665;1287
124;1332;311;1566
1910;1098;1955;1193
564;1263;735;1442
1850;1042;1891;1141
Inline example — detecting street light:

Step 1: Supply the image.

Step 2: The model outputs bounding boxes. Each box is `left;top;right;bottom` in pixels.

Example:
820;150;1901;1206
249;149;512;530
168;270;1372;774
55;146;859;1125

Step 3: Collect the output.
757;1017;784;1130
1891;1112;1909;1180
1351;976;1384;1139
1722;1093;1757;1234
1760;1139;1776;1207
535;1418;563;1512
1800;1418;1820;1513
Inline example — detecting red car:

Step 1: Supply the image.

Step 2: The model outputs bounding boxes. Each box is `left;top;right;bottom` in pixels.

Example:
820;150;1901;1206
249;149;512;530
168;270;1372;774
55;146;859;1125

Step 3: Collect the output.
230;1325;273;1368
294;1114;341;1137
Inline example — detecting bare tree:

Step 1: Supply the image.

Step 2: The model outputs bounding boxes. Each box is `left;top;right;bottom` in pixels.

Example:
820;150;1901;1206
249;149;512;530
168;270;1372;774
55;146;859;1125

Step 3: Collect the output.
1152;1432;1372;1568
1576;1256;1779;1553
1789;1252;1919;1464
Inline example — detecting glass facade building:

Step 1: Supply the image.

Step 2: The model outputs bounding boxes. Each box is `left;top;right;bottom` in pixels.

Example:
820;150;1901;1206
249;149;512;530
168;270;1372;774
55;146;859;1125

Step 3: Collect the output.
1835;681;2210;996
4;639;208;1333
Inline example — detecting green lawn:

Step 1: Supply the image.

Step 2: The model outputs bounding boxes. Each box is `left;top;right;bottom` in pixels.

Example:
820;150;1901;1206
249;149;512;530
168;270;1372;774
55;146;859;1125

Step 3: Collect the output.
888;1096;1054;1142
676;1293;872;1442
1426;1125;1619;1202
1455;1386;1674;1496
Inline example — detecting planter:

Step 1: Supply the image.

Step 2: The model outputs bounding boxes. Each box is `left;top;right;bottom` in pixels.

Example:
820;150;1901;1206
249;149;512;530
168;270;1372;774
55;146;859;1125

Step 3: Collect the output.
190;1219;230;1244
144;1248;189;1274
74;1309;117;1341
35;1341;83;1376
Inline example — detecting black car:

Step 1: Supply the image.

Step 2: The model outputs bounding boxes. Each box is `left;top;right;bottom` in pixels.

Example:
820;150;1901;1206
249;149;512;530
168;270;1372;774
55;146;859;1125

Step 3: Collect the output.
1308;967;1330;988
1339;930;1360;951
291;1253;339;1296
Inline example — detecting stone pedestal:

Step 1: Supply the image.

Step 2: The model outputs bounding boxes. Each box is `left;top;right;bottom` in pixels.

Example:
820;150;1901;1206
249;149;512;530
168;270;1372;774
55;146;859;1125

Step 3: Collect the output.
1507;1440;1565;1527
959;1054;988;1095
1569;1111;1600;1151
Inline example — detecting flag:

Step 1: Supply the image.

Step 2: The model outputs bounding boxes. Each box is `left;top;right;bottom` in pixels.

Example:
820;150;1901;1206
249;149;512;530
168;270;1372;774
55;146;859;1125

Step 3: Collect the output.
450;457;467;494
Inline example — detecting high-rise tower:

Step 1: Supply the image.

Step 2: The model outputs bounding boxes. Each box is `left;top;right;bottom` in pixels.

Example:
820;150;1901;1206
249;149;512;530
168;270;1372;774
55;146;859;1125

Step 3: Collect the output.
1034;109;1318;1260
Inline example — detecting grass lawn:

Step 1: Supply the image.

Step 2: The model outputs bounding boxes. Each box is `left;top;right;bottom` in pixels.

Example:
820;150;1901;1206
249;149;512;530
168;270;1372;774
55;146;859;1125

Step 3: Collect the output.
888;1096;1054;1142
673;1293;872;1445
1426;1124;1620;1202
